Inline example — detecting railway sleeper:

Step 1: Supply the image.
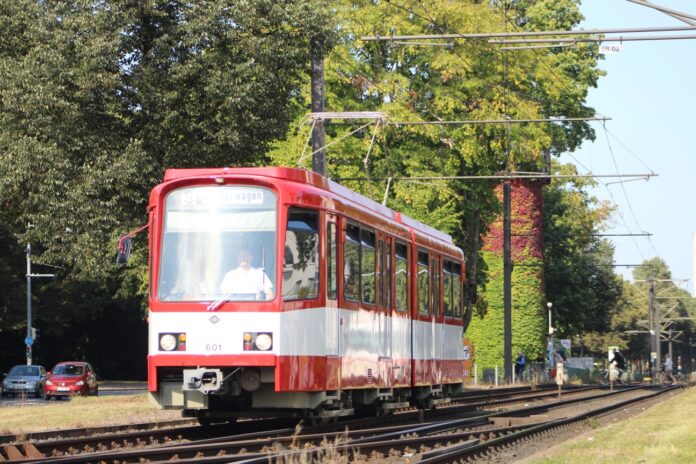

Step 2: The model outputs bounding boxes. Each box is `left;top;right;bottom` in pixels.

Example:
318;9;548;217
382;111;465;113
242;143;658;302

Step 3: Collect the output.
1;443;44;460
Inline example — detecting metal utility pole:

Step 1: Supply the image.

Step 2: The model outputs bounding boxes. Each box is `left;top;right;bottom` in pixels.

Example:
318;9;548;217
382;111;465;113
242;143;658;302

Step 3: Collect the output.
655;294;662;375
503;181;512;383
25;243;55;365
311;38;326;176
25;244;32;365
547;302;554;335
648;278;657;379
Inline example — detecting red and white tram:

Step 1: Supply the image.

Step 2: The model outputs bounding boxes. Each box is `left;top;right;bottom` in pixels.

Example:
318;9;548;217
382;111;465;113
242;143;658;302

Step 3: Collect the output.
136;167;468;422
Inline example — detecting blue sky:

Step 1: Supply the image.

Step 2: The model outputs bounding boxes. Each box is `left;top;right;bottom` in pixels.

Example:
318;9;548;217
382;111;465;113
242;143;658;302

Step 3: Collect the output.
561;1;696;291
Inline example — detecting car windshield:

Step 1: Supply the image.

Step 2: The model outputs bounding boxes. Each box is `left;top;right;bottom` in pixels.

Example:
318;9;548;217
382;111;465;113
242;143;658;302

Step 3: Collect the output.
53;365;84;376
8;365;39;377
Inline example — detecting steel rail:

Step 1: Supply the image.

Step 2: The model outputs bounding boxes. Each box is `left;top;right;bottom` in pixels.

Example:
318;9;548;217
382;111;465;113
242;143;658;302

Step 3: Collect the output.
418;385;682;463
21;386;660;464
0;385;625;463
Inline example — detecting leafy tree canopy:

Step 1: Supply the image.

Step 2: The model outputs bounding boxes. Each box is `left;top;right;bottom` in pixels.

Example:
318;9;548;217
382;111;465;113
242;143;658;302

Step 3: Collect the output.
270;0;603;274
0;0;334;369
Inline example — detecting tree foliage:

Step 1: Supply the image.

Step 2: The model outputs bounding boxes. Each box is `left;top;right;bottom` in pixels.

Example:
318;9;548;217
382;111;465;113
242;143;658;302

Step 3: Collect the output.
269;0;603;369
0;0;334;374
543;161;623;342
0;0;627;378
270;0;603;287
467;181;546;371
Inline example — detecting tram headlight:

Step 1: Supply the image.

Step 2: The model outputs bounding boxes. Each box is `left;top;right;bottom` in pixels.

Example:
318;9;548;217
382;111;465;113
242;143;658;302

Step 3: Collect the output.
243;332;273;351
159;333;178;351
159;332;186;351
254;333;273;351
159;333;186;351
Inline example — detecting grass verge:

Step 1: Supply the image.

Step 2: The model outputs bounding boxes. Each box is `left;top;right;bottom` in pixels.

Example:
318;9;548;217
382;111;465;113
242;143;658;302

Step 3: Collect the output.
525;386;696;464
0;394;182;434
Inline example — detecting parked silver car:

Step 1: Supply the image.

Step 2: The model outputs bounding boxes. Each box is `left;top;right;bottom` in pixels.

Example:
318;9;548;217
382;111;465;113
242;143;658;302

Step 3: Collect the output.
1;364;47;398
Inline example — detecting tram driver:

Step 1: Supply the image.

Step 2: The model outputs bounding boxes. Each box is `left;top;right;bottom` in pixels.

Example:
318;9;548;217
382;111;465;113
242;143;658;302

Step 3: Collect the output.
220;249;274;300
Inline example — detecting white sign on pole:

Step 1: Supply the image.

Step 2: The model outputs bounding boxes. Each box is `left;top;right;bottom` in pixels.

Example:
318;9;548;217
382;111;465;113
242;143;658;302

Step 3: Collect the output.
556;363;565;385
600;43;623;54
560;339;572;351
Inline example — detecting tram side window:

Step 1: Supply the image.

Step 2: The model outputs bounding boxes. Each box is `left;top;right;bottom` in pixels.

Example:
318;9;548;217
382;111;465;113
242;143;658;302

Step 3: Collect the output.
360;229;376;305
327;222;337;300
417;251;429;315
385;240;392;309
431;256;440;316
282;208;319;300
376;238;392;309
453;262;463;317
443;261;454;317
343;224;360;301
395;242;408;311
377;240;384;307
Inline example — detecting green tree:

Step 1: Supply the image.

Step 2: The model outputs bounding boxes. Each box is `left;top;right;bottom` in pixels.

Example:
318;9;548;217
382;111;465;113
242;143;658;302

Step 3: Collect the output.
270;0;603;373
626;259;696;371
0;0;334;372
271;0;602;268
543;162;623;341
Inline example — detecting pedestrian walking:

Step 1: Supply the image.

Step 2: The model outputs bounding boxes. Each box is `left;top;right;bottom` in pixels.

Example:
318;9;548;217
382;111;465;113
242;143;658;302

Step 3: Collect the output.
663;354;677;384
609;349;626;383
515;352;526;381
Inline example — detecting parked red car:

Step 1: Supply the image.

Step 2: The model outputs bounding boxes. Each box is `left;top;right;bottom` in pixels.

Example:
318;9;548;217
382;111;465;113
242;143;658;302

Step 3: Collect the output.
44;362;98;399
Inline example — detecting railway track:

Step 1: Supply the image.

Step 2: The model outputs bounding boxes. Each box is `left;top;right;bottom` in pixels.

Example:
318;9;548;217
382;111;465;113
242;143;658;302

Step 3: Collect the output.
0;384;561;454
0;384;680;463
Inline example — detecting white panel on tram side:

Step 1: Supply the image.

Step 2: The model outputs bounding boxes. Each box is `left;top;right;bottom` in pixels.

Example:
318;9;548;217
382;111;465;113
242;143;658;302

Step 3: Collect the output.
441;323;466;360
412;318;435;360
149;311;281;356
149;309;457;361
411;319;465;361
378;310;391;359
434;319;443;361
280;307;332;356
325;306;339;356
391;314;411;363
339;307;380;359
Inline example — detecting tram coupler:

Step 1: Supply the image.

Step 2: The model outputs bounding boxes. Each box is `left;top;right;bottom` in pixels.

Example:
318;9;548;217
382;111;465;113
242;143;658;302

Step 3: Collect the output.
183;368;223;394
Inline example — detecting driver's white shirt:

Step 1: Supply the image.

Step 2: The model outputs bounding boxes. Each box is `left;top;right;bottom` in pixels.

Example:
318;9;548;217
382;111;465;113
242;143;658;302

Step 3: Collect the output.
220;267;273;296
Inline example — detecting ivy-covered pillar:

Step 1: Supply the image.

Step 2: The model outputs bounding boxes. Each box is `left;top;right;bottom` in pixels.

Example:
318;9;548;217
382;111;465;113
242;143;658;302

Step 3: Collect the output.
467;179;547;379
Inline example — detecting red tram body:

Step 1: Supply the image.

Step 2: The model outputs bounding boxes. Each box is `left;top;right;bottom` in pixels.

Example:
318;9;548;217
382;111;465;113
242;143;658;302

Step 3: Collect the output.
144;167;469;422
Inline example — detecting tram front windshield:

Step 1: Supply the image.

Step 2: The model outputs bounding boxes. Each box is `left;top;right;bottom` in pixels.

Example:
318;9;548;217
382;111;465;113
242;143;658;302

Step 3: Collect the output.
157;185;277;302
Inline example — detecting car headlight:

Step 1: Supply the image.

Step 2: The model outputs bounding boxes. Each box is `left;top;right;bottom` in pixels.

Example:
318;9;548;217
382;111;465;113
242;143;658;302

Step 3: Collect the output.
46;380;53;386
76;381;84;386
254;333;273;351
159;334;177;351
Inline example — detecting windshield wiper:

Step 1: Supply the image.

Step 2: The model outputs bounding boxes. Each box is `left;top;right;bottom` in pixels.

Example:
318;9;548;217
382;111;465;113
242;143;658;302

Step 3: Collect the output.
207;292;235;311
207;292;262;311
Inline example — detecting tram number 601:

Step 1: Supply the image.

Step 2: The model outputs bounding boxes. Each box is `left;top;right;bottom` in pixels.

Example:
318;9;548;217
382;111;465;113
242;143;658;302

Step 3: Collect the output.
205;344;222;352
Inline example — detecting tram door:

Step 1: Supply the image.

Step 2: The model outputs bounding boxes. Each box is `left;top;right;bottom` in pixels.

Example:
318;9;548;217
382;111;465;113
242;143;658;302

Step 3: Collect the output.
432;255;444;386
325;217;341;390
377;235;393;387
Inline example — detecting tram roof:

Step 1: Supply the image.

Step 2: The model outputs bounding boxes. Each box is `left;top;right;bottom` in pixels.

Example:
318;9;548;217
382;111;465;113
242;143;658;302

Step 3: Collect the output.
162;166;454;246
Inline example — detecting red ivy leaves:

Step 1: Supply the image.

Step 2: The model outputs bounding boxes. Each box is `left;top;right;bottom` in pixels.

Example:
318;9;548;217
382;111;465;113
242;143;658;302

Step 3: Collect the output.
482;180;544;261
